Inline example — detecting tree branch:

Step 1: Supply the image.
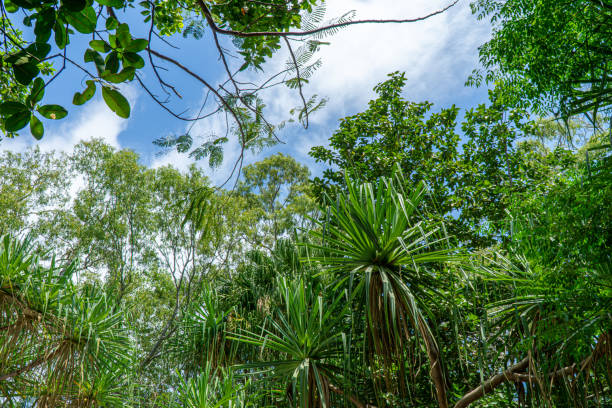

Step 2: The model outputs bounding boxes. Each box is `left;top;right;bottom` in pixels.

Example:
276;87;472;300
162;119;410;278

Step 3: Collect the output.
196;0;459;38
453;357;530;408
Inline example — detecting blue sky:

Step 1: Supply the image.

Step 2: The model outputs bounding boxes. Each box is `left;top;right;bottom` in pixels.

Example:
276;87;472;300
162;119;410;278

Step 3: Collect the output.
2;0;491;185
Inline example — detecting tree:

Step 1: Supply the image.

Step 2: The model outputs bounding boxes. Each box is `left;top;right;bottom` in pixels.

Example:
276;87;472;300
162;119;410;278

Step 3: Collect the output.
469;0;612;120
310;74;566;248
308;171;458;408
233;277;349;408
237;152;315;251
0;147;69;238
0;0;458;171
66;139;154;305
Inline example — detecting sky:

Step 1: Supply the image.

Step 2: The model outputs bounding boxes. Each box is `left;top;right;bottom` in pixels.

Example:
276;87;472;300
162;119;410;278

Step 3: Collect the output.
1;0;491;186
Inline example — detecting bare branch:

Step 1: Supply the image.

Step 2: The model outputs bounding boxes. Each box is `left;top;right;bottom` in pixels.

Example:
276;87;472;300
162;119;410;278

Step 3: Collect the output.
284;36;309;128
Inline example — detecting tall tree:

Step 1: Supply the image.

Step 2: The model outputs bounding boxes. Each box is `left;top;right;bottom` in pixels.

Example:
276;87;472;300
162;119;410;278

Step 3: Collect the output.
237;152;315;251
0;147;69;238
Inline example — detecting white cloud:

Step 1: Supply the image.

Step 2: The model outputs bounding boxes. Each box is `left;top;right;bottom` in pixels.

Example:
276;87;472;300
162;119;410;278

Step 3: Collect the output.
152;0;491;183
252;0;490;125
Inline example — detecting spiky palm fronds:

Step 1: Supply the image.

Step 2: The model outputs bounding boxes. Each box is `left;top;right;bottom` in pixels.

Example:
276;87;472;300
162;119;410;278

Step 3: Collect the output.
171;284;236;376
0;235;131;407
231;277;348;408
307;170;459;408
175;362;247;408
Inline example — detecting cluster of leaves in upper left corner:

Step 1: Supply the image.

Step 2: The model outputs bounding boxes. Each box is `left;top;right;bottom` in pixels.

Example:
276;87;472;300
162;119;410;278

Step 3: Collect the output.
0;0;149;140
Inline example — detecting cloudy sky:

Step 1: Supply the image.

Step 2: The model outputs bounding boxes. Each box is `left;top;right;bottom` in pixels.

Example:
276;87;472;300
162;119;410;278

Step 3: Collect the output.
1;0;491;185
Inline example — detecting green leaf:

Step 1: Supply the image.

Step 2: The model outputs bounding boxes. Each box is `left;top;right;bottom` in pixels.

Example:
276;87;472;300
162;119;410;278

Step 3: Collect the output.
54;19;68;49
89;40;111;53
0;101;28;116
30;114;44;139
34;8;56;43
105;16;118;30
105;51;120;73
122;52;144;69
11;0;38;10
116;23;131;48
108;34;118;49
64;6;97;34
25;42;51;60
96;0;124;7
13;63;40;86
102;67;135;84
4;0;19;13
5;111;31;132
84;49;105;73
62;0;86;12
27;77;46;106
72;80;96;105
38;104;68;120
124;39;148;53
102;86;130;118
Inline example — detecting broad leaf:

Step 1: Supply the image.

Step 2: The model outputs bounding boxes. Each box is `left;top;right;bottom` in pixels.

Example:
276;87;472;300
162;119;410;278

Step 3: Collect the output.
105;51;120;73
54;19;68;49
29;114;44;139
61;0;86;12
102;67;135;84
102;86;130;118
13;62;40;85
72;80;96;105
122;52;144;69
5;111;31;131
124;39;148;53
0;102;28;116
34;8;55;42
105;16;118;30
25;42;51;60
84;49;105;73
89;40;111;53
64;7;97;34
38;104;68;120
27;77;45;106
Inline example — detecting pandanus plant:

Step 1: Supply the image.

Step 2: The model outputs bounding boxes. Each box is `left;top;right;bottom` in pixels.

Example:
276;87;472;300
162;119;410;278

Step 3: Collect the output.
231;277;349;408
0;235;131;407
308;170;458;408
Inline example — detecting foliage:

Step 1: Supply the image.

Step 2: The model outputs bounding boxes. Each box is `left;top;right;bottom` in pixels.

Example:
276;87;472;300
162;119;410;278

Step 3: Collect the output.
469;0;612;119
0;235;131;407
1;58;612;408
232;277;348;408
237;153;316;250
310;74;573;248
308;170;458;407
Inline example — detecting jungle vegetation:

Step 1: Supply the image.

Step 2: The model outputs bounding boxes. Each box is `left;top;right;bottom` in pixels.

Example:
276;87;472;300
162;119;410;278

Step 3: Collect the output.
0;0;611;407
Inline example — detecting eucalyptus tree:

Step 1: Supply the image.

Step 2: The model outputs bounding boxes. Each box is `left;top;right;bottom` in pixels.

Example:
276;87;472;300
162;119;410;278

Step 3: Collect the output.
237;153;316;251
66;139;154;305
0;147;70;238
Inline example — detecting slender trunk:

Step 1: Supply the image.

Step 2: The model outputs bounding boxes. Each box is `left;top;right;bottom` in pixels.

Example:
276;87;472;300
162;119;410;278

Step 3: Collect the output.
417;315;448;408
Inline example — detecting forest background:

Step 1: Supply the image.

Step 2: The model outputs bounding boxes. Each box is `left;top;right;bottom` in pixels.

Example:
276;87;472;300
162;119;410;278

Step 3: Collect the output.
0;0;611;407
